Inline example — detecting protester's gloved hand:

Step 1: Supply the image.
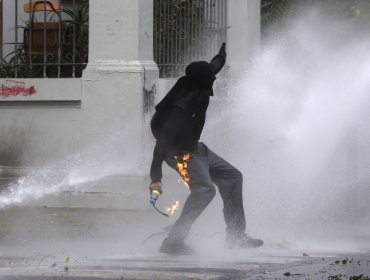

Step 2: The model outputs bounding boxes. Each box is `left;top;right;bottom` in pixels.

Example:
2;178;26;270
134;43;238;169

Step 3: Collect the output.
219;42;226;57
149;181;162;195
210;42;226;75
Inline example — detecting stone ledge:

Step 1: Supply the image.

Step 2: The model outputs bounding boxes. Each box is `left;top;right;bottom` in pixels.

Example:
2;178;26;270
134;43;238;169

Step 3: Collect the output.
84;60;158;73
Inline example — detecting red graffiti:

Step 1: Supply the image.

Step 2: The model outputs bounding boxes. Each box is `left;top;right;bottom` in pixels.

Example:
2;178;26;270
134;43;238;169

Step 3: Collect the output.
0;80;37;98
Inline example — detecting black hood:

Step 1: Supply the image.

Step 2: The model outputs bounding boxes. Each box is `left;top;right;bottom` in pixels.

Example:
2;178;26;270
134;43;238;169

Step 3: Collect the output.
185;61;216;90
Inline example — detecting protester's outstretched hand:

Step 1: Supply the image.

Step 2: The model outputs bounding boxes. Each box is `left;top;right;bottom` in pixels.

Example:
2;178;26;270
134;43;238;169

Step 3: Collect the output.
219;42;226;55
149;181;162;195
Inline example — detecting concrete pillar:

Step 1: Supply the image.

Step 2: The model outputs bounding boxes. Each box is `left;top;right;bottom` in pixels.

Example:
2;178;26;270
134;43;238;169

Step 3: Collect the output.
85;0;158;122
82;0;158;141
87;0;156;66
227;0;261;79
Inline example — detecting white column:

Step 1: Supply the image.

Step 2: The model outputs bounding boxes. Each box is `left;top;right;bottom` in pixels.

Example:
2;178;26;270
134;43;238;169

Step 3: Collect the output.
87;0;157;71
82;0;158;139
227;0;261;79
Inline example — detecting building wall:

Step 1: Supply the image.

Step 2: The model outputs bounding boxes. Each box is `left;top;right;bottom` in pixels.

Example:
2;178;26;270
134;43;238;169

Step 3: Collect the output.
0;0;159;210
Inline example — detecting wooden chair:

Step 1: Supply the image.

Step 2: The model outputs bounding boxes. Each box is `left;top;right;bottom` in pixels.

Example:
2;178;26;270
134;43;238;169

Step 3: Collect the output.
23;1;65;57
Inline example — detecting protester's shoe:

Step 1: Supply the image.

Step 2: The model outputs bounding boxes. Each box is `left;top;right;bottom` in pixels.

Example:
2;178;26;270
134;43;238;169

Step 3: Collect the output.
160;238;194;255
225;232;264;249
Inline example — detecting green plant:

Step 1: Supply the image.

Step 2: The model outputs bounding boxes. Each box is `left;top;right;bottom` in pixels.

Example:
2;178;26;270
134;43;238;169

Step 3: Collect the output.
0;43;44;78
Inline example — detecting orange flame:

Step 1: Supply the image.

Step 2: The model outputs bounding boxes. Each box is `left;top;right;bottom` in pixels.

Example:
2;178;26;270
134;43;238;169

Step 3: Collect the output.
165;200;180;216
174;153;190;188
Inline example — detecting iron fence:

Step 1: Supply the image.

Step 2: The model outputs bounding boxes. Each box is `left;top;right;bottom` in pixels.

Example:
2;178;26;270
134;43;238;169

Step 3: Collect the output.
0;0;88;78
154;0;227;78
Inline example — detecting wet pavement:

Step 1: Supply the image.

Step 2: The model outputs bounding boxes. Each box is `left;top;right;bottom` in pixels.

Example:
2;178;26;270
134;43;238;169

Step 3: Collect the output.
1;254;370;279
0;206;369;279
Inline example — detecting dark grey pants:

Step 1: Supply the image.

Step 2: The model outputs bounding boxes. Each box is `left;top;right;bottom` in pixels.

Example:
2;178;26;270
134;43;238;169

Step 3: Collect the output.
164;142;246;243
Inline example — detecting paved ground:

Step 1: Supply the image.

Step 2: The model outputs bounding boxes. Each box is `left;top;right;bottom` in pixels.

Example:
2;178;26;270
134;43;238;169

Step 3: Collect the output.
1;253;370;279
0;206;369;280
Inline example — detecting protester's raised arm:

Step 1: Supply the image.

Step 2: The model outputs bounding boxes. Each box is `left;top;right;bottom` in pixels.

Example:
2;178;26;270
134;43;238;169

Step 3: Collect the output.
210;42;227;74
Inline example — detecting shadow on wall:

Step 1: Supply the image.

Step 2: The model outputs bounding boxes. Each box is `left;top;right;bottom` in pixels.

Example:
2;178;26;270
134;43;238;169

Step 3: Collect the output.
0;126;28;167
0;126;27;190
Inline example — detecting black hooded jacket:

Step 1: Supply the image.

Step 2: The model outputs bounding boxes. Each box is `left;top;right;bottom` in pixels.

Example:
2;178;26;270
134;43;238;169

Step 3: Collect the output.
150;44;227;182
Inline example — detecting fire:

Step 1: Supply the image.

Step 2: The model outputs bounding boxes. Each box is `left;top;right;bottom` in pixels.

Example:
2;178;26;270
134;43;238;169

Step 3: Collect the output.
174;153;190;188
165;200;180;216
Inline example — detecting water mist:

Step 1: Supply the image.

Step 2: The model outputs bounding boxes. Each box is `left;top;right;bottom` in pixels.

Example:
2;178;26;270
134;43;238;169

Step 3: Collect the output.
202;9;370;254
0;128;143;209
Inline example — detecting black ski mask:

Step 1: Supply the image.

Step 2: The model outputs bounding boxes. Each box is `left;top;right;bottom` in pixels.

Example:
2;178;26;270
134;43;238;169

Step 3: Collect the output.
185;61;216;90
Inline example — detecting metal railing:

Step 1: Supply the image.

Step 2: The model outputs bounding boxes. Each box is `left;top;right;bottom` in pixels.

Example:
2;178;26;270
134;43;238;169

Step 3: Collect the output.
0;0;88;78
154;0;227;78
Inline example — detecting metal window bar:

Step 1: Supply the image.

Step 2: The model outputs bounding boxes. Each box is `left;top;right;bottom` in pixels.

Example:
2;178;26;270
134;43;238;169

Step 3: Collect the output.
154;0;227;78
15;0;18;78
166;0;170;76
72;0;76;77
57;0;61;77
0;2;2;59
28;0;32;71
171;2;173;77
43;0;47;77
1;0;88;79
174;1;178;76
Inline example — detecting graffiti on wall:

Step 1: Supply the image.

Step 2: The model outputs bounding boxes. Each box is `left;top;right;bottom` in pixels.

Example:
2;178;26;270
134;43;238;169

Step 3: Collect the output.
0;80;37;98
142;68;156;116
143;84;156;114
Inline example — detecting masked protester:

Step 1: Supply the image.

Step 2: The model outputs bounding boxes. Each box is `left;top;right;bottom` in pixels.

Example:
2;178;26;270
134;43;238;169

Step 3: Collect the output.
149;43;263;255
